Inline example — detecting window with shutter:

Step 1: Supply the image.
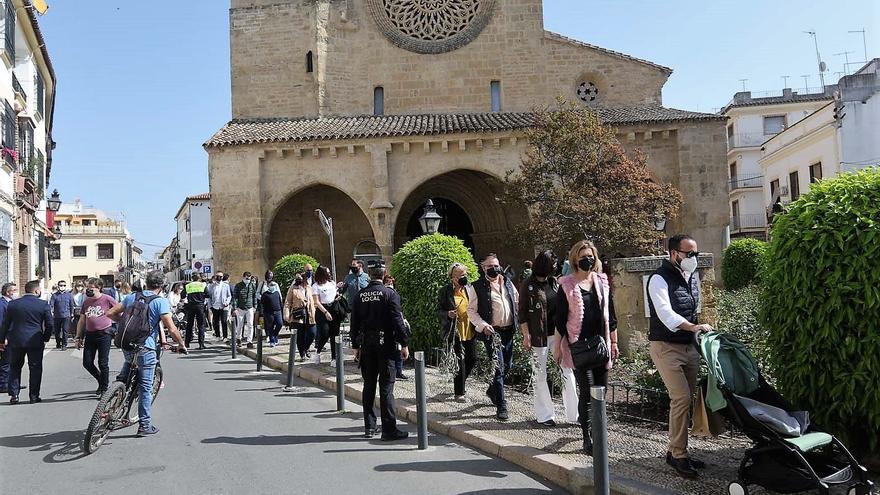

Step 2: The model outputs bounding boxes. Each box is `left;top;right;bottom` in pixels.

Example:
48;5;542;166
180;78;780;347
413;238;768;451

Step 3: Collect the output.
3;0;14;62
2;100;14;164
35;71;45;117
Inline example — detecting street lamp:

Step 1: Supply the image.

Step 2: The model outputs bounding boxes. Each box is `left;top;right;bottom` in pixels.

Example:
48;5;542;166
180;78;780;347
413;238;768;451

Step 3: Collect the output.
47;189;62;212
653;210;668;232
418;199;442;235
52;223;62;240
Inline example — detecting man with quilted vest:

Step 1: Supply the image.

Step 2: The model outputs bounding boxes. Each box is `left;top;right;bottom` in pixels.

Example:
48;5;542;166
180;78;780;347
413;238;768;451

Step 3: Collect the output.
467;253;519;421
647;234;714;479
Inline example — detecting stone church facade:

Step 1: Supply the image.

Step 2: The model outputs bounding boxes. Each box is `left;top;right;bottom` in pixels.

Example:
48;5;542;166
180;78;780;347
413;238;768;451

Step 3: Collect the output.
206;0;728;278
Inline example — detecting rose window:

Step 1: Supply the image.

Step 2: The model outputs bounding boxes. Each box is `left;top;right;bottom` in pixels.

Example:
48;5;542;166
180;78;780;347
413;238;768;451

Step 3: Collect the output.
577;82;599;102
368;0;497;54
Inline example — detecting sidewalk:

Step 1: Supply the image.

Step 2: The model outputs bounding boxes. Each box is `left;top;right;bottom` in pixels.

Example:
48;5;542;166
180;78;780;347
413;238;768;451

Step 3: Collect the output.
234;335;753;494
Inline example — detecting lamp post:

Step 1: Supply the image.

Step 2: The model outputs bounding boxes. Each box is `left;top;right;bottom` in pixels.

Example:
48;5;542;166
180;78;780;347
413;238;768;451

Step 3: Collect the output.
653;210;668;253
47;189;61;212
52;223;62;240
418;199;442;235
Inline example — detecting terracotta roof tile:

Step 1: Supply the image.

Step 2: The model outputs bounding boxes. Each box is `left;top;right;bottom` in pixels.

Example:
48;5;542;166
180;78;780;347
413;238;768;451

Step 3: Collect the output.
204;107;723;148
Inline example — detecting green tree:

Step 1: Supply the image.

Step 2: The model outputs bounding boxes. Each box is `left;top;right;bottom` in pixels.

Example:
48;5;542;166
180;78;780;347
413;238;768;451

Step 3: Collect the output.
721;238;768;289
273;253;319;293
762;167;880;456
502;100;682;256
390;234;478;352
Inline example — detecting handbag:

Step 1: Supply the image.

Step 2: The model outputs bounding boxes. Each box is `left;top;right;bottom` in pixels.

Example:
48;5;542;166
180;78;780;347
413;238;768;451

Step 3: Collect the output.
569;334;609;370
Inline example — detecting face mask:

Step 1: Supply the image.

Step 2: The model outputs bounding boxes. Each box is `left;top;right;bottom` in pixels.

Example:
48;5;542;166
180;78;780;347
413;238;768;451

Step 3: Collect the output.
457;276;468;286
485;267;501;279
350;266;359;274
577;257;595;272
58;287;66;292
244;278;251;283
268;285;277;293
680;255;698;273
86;289;96;298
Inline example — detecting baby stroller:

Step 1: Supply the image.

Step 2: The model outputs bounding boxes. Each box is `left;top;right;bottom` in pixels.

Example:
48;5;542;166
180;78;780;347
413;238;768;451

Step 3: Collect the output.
698;332;873;495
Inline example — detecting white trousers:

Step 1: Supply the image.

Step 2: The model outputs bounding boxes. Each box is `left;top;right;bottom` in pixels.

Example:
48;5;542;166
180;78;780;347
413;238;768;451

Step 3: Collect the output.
235;308;255;343
533;334;579;423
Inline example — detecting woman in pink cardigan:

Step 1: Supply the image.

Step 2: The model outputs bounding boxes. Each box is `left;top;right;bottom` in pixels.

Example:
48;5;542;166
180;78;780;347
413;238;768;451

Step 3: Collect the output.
554;240;618;454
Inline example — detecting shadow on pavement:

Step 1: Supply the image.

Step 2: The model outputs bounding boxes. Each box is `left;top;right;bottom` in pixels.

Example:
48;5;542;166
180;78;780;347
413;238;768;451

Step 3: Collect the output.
0;428;91;464
374;458;515;478
201;433;364;446
264;410;336;415
454;489;557;494
212;375;283;382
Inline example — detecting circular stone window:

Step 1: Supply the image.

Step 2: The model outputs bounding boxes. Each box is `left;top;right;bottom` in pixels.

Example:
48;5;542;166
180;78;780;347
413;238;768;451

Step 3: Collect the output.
367;0;498;54
577;81;600;103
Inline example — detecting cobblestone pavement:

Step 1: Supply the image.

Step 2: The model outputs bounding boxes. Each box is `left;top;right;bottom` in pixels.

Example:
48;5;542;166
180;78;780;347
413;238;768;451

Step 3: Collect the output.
236;333;867;495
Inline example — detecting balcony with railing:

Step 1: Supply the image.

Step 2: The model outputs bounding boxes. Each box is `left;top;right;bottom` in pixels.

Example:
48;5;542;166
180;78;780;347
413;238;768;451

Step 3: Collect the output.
727;132;767;149
59;224;127;235
12;73;26;106
729;175;763;192
731;213;767;233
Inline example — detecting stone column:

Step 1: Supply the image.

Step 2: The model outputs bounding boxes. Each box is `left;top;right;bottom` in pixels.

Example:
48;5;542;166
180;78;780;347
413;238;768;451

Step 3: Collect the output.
367;143;394;261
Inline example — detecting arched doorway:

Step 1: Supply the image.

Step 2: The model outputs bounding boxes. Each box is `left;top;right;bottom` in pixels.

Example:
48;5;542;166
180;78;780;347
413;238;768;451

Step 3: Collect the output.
268;185;375;276
394;170;530;265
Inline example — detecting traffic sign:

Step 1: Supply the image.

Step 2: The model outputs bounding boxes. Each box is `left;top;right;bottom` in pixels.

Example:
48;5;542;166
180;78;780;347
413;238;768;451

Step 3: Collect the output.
203;265;212;274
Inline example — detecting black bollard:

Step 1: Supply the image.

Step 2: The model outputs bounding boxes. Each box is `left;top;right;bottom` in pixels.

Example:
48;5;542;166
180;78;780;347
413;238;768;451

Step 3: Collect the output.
231;316;237;359
415;351;428;450
591;385;610;495
335;336;345;411
284;326;297;391
256;319;263;371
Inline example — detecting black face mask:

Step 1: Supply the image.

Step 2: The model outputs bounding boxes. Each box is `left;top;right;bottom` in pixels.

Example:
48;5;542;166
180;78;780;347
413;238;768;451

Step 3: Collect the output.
350;266;359;274
86;289;96;298
457;276;468;286
486;267;501;279
577;257;596;272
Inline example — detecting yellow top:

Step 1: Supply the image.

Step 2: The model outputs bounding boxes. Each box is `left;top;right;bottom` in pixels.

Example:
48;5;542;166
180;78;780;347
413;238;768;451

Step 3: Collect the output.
453;290;474;341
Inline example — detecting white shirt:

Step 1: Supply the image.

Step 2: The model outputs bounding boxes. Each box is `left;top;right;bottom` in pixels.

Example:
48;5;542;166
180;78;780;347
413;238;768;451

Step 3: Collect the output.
647;269;700;332
311;281;337;305
466;279;519;332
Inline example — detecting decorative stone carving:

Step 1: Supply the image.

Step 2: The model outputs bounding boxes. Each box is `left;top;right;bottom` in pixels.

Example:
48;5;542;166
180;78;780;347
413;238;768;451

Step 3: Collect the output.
577;81;599;102
367;0;497;54
621;254;714;273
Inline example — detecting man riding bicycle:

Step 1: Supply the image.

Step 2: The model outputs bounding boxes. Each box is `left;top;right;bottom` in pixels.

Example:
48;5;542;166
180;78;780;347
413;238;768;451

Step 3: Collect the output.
107;270;187;436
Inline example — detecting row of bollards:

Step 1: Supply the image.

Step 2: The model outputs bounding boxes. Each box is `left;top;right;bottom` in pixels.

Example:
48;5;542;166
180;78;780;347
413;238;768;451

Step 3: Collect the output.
591;385;609;495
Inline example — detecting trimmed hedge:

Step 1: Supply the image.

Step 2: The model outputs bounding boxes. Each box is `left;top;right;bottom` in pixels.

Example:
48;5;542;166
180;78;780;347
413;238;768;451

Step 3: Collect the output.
390;234;478;352
721;238;768;289
273;253;319;293
762;167;880;455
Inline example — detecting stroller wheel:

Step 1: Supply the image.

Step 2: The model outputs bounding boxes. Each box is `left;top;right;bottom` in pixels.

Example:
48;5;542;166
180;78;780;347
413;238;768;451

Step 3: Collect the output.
728;482;748;495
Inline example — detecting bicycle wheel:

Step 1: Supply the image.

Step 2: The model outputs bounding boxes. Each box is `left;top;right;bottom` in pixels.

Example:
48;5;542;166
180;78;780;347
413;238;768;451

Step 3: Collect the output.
126;364;163;424
83;381;126;454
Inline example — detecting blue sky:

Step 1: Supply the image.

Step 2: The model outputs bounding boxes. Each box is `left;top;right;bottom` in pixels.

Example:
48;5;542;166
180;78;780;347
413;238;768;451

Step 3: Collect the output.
39;1;878;258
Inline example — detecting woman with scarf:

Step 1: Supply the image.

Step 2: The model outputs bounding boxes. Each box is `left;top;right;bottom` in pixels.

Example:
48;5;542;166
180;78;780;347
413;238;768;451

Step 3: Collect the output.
260;280;284;347
554;240;618;454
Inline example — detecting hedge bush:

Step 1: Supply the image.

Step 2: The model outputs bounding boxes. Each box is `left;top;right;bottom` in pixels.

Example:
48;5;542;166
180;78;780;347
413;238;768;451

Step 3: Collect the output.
721;238;768;289
717;286;772;380
391;234;478;352
762;167;880;455
273;253;320;293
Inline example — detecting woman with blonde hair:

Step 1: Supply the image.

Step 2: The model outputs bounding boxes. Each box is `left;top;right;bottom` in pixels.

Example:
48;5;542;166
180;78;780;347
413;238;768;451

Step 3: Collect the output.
437;262;476;401
554;240;618;454
284;274;317;361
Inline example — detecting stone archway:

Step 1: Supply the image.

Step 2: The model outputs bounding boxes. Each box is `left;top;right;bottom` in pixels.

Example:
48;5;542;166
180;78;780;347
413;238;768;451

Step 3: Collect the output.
393;170;530;266
268;185;375;276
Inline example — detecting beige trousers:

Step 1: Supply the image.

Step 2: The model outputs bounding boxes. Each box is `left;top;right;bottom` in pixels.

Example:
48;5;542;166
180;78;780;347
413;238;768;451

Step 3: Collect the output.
649;340;700;459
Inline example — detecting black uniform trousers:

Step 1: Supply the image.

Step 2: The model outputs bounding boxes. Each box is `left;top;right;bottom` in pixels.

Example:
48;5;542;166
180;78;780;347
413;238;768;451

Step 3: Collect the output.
359;345;398;434
8;346;43;399
185;304;207;346
210;308;228;338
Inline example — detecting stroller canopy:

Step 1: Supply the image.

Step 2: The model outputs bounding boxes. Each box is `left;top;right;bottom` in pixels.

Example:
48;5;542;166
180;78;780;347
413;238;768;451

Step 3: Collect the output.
699;331;760;411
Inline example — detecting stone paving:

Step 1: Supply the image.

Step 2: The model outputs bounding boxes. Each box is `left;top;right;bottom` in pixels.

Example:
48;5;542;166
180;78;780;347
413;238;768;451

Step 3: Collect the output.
233;333;862;495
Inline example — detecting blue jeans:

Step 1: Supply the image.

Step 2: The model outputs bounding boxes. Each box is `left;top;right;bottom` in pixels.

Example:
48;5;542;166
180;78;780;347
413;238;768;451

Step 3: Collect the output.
483;326;514;409
267;311;283;343
119;348;158;428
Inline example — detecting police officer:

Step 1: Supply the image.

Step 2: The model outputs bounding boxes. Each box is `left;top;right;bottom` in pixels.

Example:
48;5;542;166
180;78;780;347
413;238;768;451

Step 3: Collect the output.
350;260;410;441
184;273;209;350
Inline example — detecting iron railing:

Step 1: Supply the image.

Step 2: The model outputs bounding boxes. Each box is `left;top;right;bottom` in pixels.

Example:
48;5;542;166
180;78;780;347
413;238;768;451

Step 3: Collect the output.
731;214;767;231
12;73;25;102
729;175;763;190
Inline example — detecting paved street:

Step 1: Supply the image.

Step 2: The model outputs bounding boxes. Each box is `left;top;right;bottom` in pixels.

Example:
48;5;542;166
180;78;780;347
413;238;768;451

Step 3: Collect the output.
0;345;562;494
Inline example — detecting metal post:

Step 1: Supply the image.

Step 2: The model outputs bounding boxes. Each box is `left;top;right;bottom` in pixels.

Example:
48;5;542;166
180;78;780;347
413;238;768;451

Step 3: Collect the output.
256;317;263;371
415;351;428;450
328;217;337;283
231;312;237;359
591;386;609;495
285;326;297;390
335;336;345;411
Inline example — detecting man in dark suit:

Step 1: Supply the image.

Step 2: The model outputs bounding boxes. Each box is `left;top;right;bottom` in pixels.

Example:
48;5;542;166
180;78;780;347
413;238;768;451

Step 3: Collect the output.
0;280;53;404
0;282;17;393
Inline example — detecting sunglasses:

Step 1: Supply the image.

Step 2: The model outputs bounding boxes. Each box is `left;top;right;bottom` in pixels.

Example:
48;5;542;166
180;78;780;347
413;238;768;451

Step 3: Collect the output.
677;250;700;258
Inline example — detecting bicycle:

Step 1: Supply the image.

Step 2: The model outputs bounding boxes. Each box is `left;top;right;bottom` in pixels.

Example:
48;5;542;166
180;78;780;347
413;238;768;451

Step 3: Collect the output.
82;344;185;454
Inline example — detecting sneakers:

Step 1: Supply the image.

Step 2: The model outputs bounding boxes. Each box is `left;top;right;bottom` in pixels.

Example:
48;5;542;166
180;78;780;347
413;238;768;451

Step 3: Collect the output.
538;419;557;427
453;395;467;403
330;359;336;368
364;427;378;439
314;354;321;365
666;454;698;479
496;408;509;421
137;425;160;437
485;387;499;407
396;372;409;380
380;430;409;442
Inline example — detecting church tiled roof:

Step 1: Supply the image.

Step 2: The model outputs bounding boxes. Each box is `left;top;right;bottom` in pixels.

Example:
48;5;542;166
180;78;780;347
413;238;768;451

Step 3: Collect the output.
204;107;723;147
544;31;673;74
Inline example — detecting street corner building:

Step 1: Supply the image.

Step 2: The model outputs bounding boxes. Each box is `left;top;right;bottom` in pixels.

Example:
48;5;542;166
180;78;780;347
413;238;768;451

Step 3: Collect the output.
205;0;729;277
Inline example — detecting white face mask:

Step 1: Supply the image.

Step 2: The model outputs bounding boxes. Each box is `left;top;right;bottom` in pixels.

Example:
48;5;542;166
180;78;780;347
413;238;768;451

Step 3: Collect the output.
680;255;698;273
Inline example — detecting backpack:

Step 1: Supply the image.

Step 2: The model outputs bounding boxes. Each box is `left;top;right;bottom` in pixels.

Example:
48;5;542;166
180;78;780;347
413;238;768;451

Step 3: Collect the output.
114;292;160;350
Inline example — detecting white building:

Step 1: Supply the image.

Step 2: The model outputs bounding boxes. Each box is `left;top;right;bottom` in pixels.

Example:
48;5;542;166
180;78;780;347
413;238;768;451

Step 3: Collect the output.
760;59;880;218
173;193;212;280
0;0;56;288
721;87;833;240
48;200;136;288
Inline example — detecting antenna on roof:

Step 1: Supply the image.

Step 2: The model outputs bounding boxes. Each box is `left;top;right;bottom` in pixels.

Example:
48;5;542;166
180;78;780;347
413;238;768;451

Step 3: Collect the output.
848;29;868;64
804;31;827;88
800;75;811;92
738;79;748;91
781;75;790;88
834;51;855;76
